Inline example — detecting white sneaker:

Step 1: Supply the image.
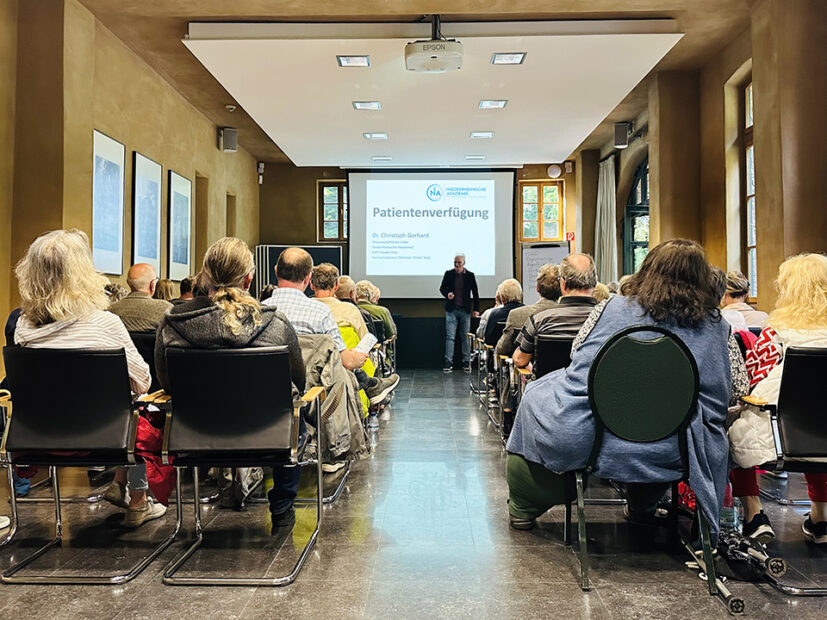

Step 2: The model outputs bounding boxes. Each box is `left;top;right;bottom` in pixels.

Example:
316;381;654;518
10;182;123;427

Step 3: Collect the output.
322;461;347;474
124;498;167;528
0;515;10;530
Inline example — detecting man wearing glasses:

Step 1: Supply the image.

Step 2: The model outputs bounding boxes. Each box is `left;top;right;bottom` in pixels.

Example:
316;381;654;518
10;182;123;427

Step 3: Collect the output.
109;263;172;332
439;253;480;372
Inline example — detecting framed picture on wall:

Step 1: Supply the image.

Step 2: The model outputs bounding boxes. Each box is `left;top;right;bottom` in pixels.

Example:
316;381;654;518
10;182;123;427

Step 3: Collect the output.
131;152;162;273
92;130;125;275
167;170;192;281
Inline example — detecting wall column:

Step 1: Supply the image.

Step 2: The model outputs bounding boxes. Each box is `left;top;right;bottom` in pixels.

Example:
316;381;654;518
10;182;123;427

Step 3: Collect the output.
575;149;599;256
752;0;827;305
647;71;701;247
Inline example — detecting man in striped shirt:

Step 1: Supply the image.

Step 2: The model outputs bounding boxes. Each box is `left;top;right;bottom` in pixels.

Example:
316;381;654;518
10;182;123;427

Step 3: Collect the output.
513;254;598;369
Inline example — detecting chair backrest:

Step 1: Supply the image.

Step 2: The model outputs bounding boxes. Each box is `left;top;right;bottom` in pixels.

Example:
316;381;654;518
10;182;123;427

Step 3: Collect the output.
490;320;507;346
165;346;294;453
2;346;134;452
586;326;699;472
748;326;762;337
776;347;827;459
129;330;160;392
534;334;574;378
371;317;386;342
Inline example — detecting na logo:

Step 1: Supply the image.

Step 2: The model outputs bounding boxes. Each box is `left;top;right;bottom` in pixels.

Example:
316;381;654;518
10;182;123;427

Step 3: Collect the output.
426;184;444;201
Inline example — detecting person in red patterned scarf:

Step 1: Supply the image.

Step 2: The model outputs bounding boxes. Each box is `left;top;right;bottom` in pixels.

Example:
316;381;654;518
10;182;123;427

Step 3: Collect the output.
729;253;827;545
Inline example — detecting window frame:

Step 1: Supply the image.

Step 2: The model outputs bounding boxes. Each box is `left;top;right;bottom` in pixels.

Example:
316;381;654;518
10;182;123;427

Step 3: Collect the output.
623;157;650;275
316;180;348;242
741;80;757;301
517;180;565;243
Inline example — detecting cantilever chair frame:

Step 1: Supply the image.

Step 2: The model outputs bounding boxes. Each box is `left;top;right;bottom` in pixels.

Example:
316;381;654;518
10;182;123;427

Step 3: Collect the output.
157;355;327;587
568;326;744;614
738;346;827;597
0;352;181;586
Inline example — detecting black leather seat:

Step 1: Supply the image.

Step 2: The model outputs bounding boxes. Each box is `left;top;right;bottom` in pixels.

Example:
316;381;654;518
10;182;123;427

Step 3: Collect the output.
160;345;325;587
0;346;179;585
129;330;160;393
534;333;574;379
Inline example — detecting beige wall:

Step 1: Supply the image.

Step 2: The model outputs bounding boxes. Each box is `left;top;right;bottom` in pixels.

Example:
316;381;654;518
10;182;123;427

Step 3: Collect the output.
7;0;259;309
0;0;18;347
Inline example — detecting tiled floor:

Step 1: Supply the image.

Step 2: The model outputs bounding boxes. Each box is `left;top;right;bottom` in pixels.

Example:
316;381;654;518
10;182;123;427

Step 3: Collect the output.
1;369;825;618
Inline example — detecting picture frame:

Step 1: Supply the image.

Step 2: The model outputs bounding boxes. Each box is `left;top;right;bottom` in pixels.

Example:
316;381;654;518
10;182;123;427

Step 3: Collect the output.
92;130;125;275
131;152;162;273
167;170;192;281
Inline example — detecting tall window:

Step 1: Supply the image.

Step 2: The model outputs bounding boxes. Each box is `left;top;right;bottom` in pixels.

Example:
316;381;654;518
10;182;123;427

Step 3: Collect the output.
519;181;564;242
743;82;757;297
318;180;348;241
623;157;650;274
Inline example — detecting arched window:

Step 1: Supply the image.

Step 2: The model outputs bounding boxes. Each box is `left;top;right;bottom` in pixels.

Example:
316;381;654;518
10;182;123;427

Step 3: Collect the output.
623;157;649;274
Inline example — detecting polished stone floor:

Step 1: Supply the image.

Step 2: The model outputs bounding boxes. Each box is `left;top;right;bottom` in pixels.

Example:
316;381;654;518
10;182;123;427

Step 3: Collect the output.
0;369;825;618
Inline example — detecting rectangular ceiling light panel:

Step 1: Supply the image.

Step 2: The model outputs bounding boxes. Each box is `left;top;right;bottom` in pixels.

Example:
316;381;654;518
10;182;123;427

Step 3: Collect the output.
363;132;388;140
470;131;494;139
479;100;508;109
491;52;526;65
353;101;382;110
337;55;370;67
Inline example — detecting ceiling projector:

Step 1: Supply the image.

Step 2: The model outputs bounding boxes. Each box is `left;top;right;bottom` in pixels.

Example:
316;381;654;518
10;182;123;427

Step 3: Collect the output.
405;14;462;73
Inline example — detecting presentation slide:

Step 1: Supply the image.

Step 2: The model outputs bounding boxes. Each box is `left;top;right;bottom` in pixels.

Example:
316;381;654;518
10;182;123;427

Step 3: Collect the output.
349;171;515;299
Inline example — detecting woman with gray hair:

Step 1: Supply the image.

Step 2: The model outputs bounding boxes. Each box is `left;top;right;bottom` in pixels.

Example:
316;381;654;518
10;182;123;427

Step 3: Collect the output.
721;270;768;328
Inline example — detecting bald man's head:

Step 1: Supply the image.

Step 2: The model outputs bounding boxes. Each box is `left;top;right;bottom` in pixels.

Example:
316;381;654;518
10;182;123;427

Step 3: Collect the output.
276;247;313;284
336;276;356;301
126;263;157;293
559;253;597;294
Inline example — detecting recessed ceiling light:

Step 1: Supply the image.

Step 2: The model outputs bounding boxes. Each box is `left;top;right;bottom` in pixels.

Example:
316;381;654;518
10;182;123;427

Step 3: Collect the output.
371;156;392;162
336;55;370;67
465;155;486;161
470;131;494;139
363;132;388;140
491;52;527;65
479;100;508;109
352;101;381;111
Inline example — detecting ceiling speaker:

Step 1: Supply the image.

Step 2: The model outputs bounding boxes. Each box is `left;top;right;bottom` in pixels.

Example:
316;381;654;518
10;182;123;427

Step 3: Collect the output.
547;164;563;179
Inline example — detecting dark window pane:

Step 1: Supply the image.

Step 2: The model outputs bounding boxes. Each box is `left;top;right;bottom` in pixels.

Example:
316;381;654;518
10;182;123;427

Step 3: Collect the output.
633;246;649;273
747;197;756;246
543;221;559;239
523;203;538;221
323;222;339;239
324;205;338;221
522;185;537;203
542;185;559;204
523;221;538;239
323;186;339;204
543;204;558;220
633;215;650;242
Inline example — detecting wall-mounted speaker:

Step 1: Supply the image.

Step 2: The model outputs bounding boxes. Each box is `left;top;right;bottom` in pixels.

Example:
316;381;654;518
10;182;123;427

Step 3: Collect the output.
218;127;238;152
614;122;633;149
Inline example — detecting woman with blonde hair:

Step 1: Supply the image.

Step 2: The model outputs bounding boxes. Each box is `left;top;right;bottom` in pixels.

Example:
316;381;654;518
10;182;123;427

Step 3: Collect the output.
729;253;827;545
13;229;164;528
155;237;305;523
152;278;175;302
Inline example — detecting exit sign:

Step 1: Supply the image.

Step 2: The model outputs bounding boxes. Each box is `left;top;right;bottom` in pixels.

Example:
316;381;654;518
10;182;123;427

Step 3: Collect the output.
566;232;575;241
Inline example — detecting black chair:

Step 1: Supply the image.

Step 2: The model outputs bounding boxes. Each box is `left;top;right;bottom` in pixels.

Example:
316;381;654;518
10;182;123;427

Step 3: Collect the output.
748;326;762;338
741;347;827;597
566;326;743;614
0;346;180;585
534;333;574;379
733;331;747;359
159;346;325;587
130;330;161;393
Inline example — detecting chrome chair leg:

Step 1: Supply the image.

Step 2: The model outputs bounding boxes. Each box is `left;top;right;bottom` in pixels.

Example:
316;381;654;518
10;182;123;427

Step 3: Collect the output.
163;452;324;586
0;464;19;547
2;467;182;585
296;458;351;505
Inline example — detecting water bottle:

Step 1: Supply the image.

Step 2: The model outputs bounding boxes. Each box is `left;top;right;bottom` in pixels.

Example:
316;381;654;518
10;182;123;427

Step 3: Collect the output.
720;482;742;532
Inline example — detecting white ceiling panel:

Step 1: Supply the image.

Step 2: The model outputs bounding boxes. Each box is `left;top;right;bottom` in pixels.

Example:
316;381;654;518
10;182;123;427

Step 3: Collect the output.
184;22;682;167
